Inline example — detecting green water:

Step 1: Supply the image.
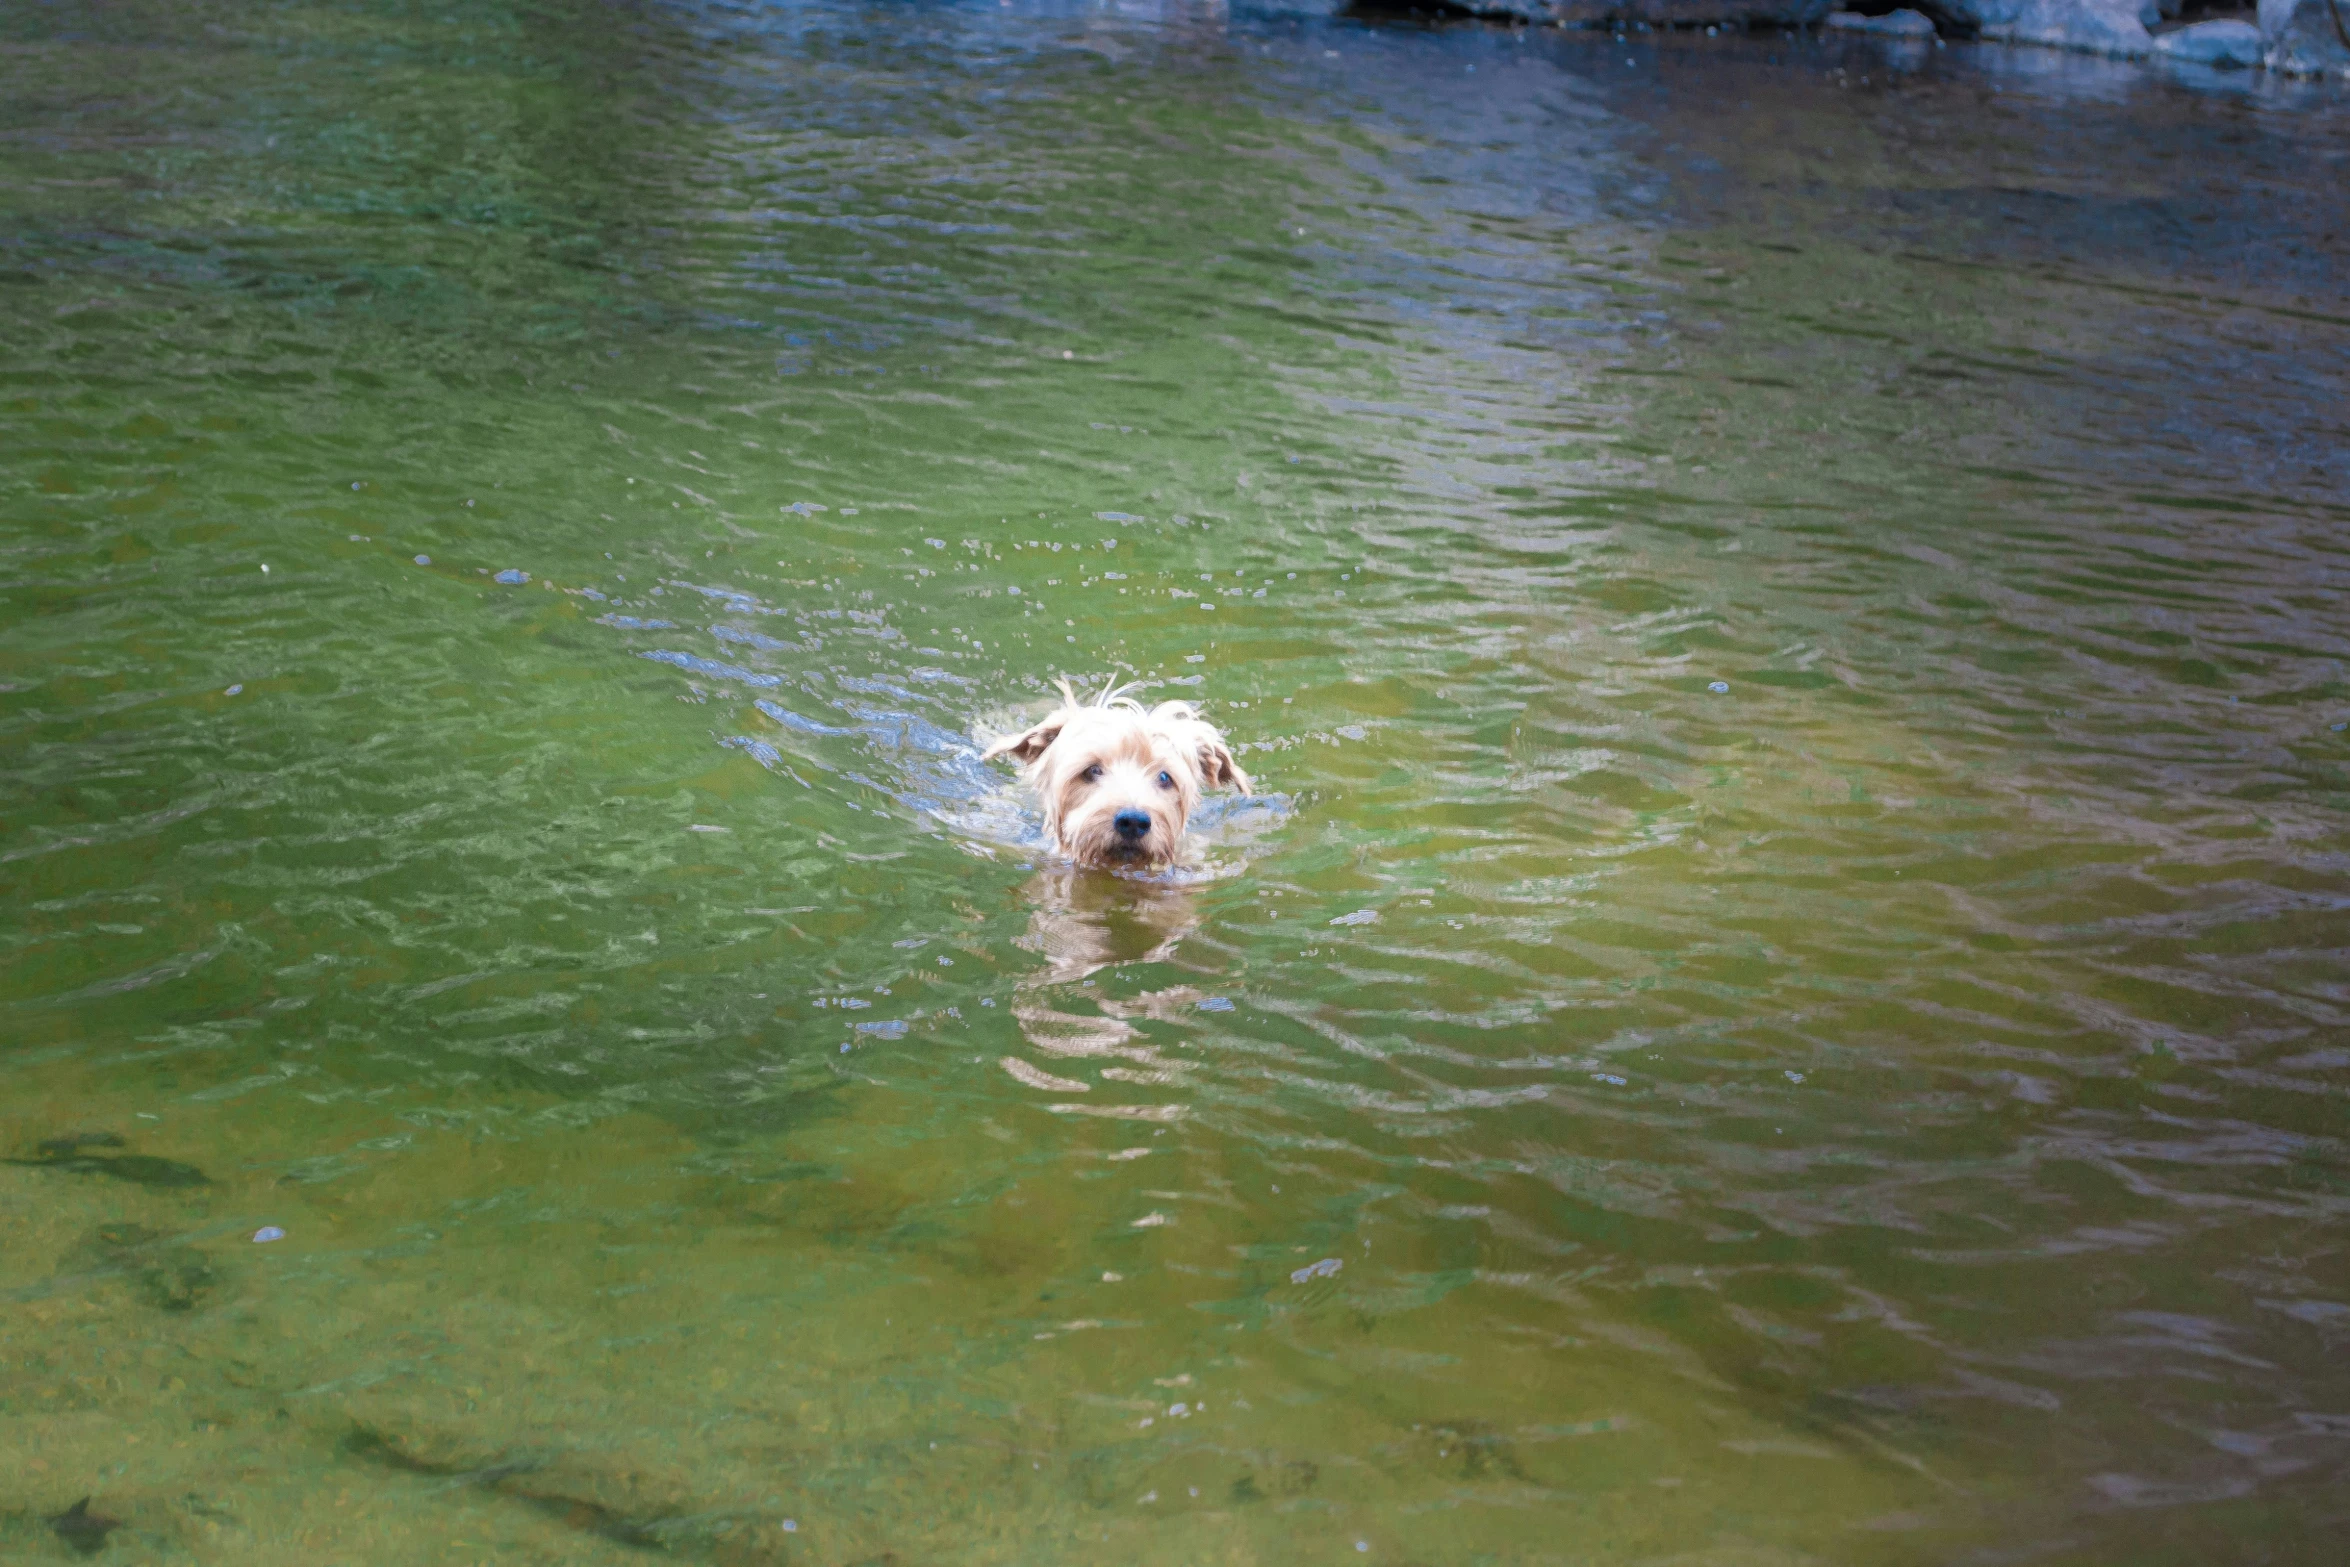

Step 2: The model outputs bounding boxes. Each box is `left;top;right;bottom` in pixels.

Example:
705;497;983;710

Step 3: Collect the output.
5;2;2349;1561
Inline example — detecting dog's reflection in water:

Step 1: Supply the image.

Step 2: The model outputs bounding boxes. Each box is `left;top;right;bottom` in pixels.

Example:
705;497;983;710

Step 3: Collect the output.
1000;869;1213;1116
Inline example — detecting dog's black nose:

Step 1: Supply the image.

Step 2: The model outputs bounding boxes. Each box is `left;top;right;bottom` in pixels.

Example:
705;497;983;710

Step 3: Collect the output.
1113;810;1151;842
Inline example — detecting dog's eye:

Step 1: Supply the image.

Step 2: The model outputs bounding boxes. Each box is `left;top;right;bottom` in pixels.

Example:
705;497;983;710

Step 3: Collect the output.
1156;770;1174;789
1082;764;1103;783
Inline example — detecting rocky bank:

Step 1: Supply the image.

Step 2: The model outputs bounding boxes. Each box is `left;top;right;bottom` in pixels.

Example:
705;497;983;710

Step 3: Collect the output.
1361;0;2350;75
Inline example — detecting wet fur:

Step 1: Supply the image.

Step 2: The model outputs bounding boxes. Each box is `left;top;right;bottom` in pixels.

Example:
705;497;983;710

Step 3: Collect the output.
983;680;1250;869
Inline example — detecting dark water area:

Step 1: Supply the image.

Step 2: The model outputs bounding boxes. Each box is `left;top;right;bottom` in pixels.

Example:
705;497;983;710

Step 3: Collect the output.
2;2;2347;1562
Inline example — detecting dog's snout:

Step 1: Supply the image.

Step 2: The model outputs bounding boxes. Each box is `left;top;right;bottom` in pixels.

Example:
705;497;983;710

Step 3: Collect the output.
1112;810;1151;842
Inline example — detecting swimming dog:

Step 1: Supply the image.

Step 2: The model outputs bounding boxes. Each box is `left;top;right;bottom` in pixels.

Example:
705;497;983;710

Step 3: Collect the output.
983;680;1249;869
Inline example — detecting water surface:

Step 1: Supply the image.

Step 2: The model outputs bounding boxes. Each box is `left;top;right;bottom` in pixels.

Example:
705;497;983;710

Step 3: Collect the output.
4;3;2348;1562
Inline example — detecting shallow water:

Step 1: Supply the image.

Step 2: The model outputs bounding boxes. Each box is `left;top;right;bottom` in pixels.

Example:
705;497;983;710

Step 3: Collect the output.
4;2;2348;1561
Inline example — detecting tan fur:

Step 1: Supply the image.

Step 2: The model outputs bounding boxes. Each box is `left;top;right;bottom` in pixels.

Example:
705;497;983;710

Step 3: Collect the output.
983;679;1250;869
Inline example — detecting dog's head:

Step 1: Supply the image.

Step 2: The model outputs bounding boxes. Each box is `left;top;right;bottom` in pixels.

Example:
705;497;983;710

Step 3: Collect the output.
984;680;1250;868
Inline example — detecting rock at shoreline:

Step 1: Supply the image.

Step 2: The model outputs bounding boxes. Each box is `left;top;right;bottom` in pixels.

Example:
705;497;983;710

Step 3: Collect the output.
2260;0;2350;74
1449;0;2160;55
1357;0;1838;26
2154;17;2266;65
1351;0;2333;77
1827;8;1939;34
1971;0;2157;56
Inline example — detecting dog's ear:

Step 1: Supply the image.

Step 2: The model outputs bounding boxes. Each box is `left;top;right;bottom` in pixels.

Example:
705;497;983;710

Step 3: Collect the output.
1197;732;1250;794
983;715;1066;767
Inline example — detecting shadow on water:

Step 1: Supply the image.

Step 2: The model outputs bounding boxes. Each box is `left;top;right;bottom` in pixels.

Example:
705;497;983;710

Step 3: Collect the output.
7;1132;211;1188
1341;0;1496;22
